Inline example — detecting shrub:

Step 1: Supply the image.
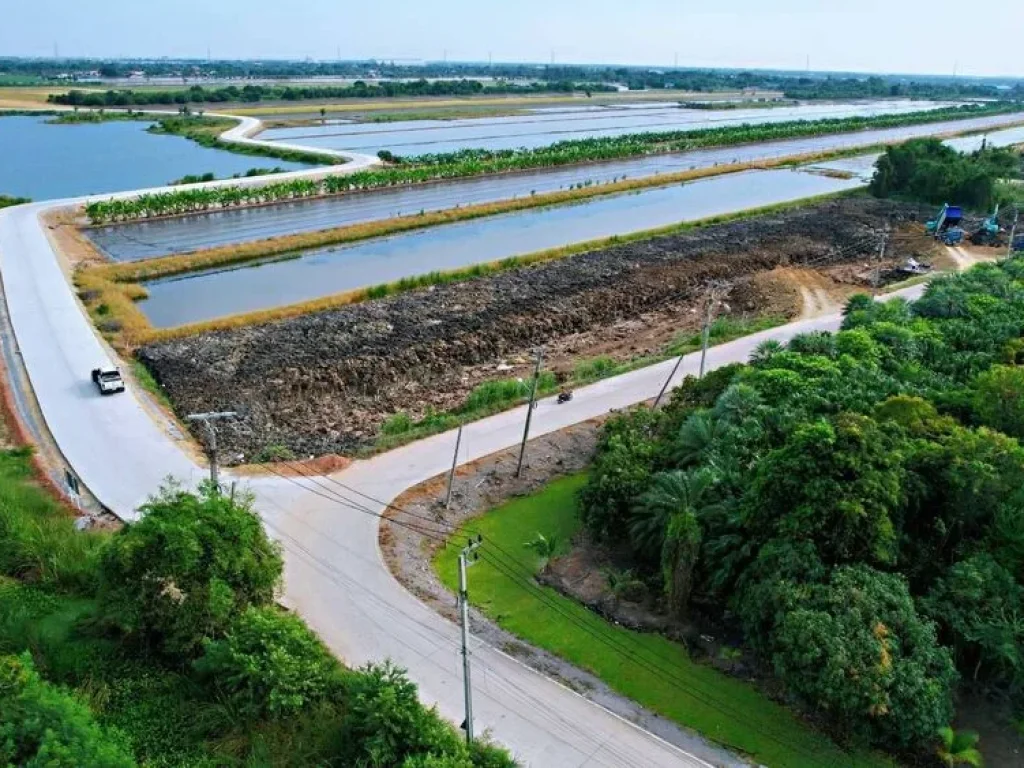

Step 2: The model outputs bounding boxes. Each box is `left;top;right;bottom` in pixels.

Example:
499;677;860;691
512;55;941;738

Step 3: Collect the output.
340;661;468;767
0;652;136;767
382;412;414;436
194;605;342;718
98;483;282;659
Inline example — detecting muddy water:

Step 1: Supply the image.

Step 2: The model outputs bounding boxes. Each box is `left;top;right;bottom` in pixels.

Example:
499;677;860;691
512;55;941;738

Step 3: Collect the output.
90;114;1024;262
139;168;861;328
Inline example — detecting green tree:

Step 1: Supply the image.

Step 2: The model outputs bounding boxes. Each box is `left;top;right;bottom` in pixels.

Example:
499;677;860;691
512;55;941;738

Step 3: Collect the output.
579;408;661;543
923;554;1024;683
193;605;342;717
0;653;136;767
771;566;957;749
631;468;719;615
973;365;1024;439
745;414;905;567
98;483;283;659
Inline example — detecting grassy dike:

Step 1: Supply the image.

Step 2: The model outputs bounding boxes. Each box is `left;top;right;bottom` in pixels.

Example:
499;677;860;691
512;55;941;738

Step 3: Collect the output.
433;475;892;768
77;189;853;351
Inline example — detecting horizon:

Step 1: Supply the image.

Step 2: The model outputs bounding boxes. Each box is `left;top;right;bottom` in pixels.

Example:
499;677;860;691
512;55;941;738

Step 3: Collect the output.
4;55;1022;86
2;0;1023;79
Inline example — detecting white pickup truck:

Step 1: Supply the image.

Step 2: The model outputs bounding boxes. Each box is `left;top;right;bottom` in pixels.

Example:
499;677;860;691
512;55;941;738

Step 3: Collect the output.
91;366;126;396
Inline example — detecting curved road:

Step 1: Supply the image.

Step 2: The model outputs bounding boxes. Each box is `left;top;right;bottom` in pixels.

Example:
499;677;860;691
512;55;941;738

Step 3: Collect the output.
0;115;929;766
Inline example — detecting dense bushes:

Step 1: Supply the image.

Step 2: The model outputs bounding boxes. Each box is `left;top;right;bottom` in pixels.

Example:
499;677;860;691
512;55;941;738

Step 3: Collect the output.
193;605;341;718
98;484;282;658
0;472;514;765
870;137;1022;208
0;652;135;767
579;261;1024;755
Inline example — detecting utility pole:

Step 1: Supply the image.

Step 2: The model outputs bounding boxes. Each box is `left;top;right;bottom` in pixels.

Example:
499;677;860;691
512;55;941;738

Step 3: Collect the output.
458;535;483;744
445;425;464;508
1008;209;1019;260
186;411;237;491
872;225;890;296
516;348;544;477
698;281;731;379
655;282;730;407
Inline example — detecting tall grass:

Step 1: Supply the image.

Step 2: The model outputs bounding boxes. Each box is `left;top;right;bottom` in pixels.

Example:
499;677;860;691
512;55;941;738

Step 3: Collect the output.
0;449;106;594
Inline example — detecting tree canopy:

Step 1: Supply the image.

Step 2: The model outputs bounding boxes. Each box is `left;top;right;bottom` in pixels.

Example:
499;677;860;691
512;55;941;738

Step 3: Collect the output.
580;260;1024;754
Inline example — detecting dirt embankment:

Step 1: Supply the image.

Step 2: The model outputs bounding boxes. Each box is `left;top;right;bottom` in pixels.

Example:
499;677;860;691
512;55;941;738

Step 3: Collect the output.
139;197;934;458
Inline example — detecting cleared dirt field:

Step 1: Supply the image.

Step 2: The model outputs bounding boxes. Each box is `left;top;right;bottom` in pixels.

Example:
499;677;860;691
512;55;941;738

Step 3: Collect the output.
138;197;935;458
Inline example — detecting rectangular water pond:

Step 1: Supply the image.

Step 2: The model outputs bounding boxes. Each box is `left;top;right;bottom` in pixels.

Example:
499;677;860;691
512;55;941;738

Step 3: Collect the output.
138;168;862;329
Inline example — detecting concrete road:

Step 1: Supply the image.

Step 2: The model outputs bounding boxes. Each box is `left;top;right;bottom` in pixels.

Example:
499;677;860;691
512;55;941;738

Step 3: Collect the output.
0;134;926;765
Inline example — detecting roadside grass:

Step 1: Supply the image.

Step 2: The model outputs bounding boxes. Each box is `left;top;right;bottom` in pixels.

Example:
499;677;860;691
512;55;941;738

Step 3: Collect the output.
433;474;893;768
0;448;106;594
129;359;172;409
368;314;787;454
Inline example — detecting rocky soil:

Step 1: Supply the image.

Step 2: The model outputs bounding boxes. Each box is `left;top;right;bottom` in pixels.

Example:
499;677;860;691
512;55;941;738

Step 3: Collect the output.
139;197;934;457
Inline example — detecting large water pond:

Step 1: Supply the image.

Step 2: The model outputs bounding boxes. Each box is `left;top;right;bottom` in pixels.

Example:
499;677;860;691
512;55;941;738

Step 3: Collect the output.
139;168;861;328
90;113;1024;262
259;99;959;156
0;115;311;201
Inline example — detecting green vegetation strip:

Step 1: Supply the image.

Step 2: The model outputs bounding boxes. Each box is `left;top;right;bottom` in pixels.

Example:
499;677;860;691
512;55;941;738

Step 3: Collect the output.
0;195;30;209
434;475;889;768
372;315;786;455
83;103;1017;223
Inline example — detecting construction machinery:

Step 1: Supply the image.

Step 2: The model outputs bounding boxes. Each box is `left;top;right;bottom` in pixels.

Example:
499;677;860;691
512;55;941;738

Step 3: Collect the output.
926;203;965;245
970;204;1003;246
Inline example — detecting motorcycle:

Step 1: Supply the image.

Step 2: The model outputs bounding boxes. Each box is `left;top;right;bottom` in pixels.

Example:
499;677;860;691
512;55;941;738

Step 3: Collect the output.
557;390;574;404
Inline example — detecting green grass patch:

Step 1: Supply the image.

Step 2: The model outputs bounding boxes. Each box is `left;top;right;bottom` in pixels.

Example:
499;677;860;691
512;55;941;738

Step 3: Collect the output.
0;449;106;593
434;474;892;768
370;314;790;455
130;360;172;409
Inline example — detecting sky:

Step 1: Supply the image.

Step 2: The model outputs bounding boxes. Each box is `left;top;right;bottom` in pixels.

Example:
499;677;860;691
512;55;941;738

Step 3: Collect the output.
2;0;1023;78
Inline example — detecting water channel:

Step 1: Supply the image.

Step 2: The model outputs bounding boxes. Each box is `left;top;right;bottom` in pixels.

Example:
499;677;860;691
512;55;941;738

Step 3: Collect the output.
139;168;861;328
89;115;1024;262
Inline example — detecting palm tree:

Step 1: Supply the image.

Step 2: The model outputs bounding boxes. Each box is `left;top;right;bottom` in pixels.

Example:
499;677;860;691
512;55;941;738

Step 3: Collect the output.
670;411;721;468
750;338;784;366
631;468;721;617
936;726;983;767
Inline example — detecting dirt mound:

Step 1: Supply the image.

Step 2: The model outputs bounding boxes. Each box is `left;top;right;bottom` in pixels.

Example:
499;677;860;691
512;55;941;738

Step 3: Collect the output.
139;197;933;457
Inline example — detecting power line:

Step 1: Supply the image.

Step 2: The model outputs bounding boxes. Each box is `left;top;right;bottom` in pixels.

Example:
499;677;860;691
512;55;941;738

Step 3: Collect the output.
272;461;847;765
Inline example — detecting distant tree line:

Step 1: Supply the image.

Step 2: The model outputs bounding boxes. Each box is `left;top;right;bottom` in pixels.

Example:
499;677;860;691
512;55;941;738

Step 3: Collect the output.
48;79;614;107
6;56;1023;101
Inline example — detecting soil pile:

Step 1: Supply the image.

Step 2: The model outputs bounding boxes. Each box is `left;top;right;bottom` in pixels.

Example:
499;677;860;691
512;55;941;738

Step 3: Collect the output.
139;197;933;457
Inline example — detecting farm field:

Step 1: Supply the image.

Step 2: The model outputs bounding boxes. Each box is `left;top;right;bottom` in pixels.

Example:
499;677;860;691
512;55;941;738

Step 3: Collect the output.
259;99;957;155
85;113;1024;262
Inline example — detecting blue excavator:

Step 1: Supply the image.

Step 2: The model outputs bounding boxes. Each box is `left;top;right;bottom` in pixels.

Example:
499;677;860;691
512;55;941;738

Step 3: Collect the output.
969;204;1003;246
925;203;965;245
